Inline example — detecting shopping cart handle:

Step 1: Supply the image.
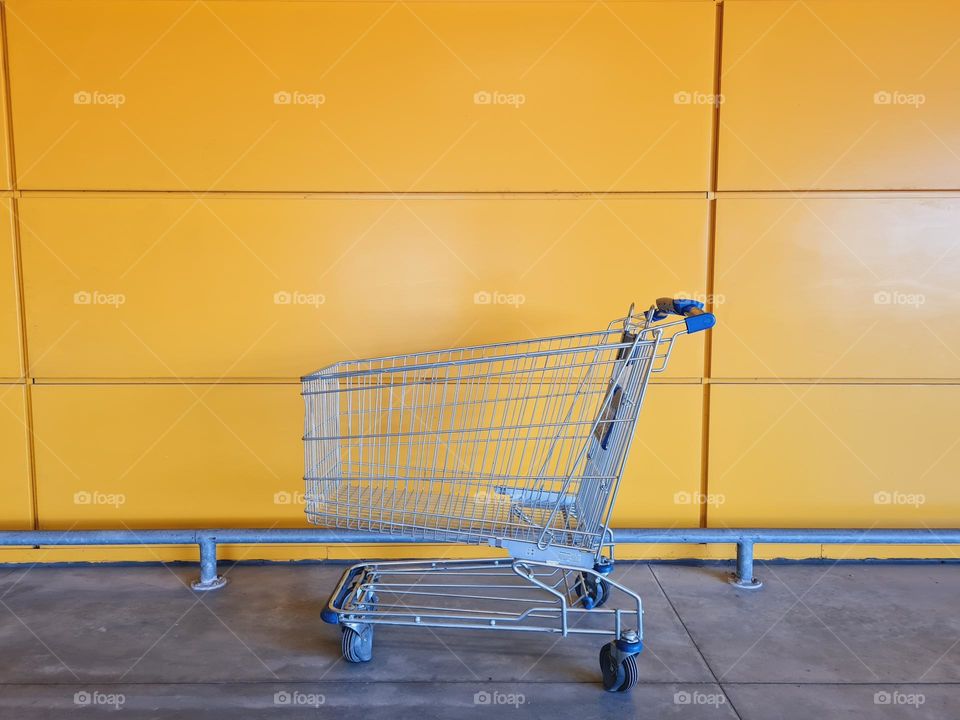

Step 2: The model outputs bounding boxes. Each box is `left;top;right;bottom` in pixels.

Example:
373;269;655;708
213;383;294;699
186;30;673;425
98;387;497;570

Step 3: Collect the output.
653;297;716;334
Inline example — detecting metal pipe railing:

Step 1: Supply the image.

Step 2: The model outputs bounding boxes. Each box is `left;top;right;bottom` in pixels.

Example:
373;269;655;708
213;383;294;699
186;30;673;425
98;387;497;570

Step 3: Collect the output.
0;527;957;590
615;528;960;589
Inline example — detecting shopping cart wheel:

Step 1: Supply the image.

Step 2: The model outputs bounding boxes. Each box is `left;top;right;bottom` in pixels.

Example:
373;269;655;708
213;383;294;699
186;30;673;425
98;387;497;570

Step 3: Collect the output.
341;625;374;663
599;642;639;692
574;573;610;609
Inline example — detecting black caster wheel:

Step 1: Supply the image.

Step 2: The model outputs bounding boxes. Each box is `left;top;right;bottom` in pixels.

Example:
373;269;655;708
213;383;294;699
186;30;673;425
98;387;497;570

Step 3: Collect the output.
575;572;610;609
599;642;639;692
341;625;374;663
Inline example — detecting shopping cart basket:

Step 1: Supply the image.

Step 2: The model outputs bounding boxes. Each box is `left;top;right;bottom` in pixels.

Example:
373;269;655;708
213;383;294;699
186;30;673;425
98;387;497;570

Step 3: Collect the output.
302;298;714;691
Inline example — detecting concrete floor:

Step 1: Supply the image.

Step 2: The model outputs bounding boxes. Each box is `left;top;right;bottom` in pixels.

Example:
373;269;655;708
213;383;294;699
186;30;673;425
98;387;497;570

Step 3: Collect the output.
0;560;958;718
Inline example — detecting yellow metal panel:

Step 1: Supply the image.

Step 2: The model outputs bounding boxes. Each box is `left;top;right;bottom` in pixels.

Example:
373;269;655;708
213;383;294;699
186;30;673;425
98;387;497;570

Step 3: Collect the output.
31;381;700;537
7;0;715;191
719;0;960;190
0;384;32;529
610;384;702;528
713;198;960;379
822;545;960;561
20;197;709;379
32;383;303;529
708;384;960;528
0;199;21;377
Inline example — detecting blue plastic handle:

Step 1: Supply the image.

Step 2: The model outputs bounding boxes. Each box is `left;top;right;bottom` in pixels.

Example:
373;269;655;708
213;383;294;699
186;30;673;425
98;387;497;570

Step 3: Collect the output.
652;297;716;334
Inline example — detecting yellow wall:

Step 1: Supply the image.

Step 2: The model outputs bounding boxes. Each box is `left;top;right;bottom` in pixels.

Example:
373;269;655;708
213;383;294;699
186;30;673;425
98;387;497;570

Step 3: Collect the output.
2;0;959;563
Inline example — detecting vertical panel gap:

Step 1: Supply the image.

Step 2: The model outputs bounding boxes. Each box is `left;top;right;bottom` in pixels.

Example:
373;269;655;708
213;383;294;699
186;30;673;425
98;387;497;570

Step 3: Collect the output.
700;0;724;529
1;1;38;531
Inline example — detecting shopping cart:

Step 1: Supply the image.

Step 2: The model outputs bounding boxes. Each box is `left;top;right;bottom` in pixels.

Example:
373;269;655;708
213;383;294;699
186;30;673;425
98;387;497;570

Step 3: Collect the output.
301;298;714;691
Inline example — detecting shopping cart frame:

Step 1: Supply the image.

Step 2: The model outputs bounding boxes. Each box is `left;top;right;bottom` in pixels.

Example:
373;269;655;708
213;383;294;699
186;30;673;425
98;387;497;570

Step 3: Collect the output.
303;298;715;691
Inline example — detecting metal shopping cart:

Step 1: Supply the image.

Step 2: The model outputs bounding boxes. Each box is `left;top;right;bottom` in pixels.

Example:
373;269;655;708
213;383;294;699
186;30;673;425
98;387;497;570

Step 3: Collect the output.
301;298;715;691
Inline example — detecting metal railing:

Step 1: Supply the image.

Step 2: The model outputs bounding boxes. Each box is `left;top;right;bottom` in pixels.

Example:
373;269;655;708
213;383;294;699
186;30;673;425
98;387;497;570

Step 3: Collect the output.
1;527;958;590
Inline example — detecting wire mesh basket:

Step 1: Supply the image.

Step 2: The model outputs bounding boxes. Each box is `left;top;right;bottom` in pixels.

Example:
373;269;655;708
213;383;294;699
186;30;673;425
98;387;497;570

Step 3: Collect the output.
302;299;712;564
304;298;715;691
